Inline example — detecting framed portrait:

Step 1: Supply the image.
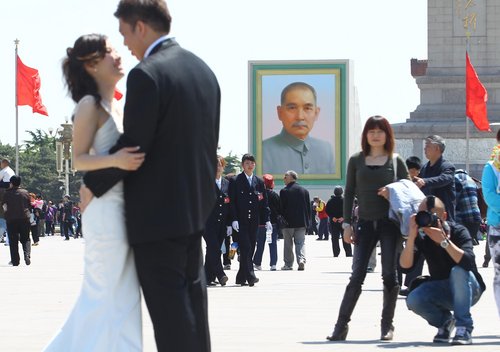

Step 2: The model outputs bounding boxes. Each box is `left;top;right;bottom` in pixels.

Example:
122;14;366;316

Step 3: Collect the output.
249;60;348;185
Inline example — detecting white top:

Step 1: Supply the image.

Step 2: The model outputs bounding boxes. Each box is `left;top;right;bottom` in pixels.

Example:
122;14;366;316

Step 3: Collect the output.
144;35;171;58
0;166;15;182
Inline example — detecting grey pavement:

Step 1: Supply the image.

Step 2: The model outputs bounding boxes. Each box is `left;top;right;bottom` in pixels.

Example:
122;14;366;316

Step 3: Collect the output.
1;234;499;351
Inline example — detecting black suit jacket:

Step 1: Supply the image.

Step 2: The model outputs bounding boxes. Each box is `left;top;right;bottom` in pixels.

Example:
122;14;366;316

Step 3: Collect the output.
419;156;456;221
229;173;269;226
279;181;311;228
325;196;344;221
84;39;220;244
205;178;231;234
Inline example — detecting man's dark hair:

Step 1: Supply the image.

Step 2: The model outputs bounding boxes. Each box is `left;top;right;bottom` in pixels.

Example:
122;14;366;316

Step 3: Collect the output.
496;128;500;143
115;0;172;34
2;158;10;165
10;175;21;187
280;82;317;105
241;153;256;163
405;156;422;170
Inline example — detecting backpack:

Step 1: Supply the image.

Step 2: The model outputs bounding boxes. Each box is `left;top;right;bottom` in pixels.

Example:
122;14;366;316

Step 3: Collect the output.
454;170;487;219
472;176;487;218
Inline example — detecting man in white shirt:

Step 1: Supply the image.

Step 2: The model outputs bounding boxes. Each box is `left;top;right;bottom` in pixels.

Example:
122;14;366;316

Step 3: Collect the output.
0;159;15;189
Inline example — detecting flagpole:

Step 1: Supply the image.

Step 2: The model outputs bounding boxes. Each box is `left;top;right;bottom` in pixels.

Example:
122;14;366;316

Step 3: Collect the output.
14;38;19;175
465;30;470;173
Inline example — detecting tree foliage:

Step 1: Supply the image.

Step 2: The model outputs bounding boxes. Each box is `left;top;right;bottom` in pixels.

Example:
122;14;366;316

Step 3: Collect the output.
223;151;241;176
0;129;81;202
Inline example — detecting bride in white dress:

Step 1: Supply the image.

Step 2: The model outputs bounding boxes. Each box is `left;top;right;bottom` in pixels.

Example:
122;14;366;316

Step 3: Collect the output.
43;34;145;352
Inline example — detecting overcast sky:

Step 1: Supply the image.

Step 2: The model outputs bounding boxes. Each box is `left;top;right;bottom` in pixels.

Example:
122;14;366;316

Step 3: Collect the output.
0;0;427;156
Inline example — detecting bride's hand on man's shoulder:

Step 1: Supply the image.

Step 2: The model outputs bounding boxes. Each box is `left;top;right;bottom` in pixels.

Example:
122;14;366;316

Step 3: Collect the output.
114;146;145;171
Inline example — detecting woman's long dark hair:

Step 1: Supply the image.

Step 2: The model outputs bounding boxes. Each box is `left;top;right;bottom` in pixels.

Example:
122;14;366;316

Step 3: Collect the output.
62;34;108;105
361;115;395;156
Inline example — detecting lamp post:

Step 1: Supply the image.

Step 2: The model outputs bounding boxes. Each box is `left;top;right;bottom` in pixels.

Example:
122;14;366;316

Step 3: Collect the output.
55;120;74;196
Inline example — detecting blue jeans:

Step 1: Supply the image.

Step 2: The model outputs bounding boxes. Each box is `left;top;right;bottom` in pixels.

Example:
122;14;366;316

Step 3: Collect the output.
318;218;329;239
0;218;6;237
253;224;278;267
406;266;482;331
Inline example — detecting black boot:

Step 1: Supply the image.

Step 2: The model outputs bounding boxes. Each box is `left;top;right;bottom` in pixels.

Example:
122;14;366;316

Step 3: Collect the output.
326;283;362;341
380;285;399;341
326;322;348;341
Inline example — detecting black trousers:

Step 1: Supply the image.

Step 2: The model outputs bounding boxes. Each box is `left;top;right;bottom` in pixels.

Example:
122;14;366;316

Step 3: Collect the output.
222;235;231;265
7;219;31;266
203;223;226;282
330;222;352;257
30;224;39;244
235;221;258;285
133;232;210;352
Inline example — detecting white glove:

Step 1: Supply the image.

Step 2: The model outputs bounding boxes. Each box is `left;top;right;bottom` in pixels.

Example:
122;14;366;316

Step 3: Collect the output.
265;221;272;232
226;226;233;237
232;221;239;232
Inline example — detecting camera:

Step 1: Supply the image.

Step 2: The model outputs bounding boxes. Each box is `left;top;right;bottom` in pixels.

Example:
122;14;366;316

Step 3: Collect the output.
415;210;439;228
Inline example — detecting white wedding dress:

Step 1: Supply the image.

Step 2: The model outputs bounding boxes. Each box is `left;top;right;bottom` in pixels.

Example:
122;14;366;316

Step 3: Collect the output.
43;98;142;352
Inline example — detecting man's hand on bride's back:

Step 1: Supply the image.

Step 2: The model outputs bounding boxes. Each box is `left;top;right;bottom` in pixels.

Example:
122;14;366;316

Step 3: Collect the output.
114;146;146;170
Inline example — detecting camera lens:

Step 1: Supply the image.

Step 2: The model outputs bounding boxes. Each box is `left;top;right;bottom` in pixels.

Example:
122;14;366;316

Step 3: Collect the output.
415;211;431;228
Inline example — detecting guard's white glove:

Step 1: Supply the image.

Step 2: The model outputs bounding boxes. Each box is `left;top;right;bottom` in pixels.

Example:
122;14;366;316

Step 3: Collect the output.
226;226;233;237
265;221;272;232
232;221;239;232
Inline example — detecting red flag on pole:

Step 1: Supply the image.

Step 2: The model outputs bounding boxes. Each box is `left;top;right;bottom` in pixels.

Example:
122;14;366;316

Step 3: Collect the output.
16;55;48;116
114;88;123;101
466;51;489;131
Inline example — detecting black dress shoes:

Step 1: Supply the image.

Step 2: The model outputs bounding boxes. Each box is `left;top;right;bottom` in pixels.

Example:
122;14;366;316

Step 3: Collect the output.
219;276;228;286
248;277;259;287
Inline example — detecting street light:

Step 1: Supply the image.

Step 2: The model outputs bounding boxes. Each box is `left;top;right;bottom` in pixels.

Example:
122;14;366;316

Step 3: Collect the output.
55;120;75;196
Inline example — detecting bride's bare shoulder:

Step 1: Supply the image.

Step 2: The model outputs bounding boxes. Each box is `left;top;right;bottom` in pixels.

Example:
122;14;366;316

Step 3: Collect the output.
74;95;99;122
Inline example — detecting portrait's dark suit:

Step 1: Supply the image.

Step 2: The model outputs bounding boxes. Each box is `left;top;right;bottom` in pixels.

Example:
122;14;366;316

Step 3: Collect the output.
229;172;269;286
203;177;231;284
84;39;220;352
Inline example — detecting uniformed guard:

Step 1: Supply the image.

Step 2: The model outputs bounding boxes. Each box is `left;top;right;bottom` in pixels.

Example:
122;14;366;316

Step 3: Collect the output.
203;156;232;286
229;154;271;286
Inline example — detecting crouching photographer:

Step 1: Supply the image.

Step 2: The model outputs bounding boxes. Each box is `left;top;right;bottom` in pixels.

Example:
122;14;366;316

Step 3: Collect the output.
400;195;486;345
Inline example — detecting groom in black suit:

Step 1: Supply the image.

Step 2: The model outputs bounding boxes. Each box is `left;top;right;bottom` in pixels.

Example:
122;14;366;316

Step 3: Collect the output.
83;1;220;351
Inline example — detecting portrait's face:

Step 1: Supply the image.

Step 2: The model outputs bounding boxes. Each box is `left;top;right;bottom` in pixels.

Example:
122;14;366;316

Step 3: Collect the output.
366;128;386;148
118;19;146;60
277;87;320;140
242;160;256;175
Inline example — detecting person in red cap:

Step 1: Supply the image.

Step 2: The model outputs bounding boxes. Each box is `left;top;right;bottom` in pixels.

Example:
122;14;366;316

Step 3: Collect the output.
253;174;280;270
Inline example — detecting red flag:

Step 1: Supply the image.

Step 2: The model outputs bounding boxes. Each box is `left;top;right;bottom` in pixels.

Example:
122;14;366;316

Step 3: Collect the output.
466;52;489;131
16;55;48;116
114;88;123;101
